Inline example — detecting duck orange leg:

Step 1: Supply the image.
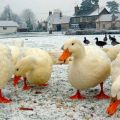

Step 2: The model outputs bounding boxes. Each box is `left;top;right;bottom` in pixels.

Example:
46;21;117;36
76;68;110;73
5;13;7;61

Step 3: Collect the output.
106;97;120;116
69;90;85;100
22;77;32;90
39;83;49;87
94;82;110;99
0;89;11;103
13;75;21;87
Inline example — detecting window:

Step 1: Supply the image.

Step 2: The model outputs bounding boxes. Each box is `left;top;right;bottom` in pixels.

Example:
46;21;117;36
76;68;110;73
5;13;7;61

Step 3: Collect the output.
3;26;7;30
82;17;86;22
71;18;80;24
102;24;105;29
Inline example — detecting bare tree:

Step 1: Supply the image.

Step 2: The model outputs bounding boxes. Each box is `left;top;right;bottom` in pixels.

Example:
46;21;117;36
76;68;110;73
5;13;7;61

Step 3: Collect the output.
0;5;13;20
106;1;119;14
21;9;37;32
0;5;23;27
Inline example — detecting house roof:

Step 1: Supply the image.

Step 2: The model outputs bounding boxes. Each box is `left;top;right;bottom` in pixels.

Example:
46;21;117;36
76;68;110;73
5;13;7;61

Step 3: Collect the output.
0;21;19;27
96;13;120;22
75;7;108;17
88;7;106;16
52;16;70;24
47;14;70;24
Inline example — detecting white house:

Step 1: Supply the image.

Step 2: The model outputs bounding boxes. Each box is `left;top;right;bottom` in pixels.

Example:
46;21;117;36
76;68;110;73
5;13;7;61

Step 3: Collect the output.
96;13;120;30
47;9;70;31
0;21;19;33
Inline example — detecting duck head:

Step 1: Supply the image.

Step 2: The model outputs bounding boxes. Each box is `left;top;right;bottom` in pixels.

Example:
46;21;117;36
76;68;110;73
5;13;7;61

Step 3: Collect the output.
59;39;85;61
95;37;98;41
13;56;36;86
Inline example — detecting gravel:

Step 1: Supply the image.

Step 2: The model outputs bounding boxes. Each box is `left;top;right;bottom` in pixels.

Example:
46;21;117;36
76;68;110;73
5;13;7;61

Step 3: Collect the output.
0;33;120;120
0;65;118;120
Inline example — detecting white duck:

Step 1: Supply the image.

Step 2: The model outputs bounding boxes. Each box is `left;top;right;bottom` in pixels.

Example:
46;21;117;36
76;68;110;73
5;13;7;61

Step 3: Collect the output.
14;48;53;90
59;39;110;100
0;43;14;103
9;39;26;88
48;49;72;64
9;39;24;65
106;52;120;115
103;44;120;61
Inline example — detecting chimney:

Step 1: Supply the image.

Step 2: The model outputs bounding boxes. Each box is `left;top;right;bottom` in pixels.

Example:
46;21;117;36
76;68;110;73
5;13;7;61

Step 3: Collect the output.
60;12;62;18
75;5;79;15
49;11;52;16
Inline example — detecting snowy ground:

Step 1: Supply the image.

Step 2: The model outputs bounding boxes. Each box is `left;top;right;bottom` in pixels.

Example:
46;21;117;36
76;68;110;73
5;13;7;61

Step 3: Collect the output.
0;32;120;120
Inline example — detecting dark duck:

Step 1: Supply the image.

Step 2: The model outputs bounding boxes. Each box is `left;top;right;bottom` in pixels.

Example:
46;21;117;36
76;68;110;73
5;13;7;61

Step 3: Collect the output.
109;35;120;46
95;37;107;48
103;33;107;42
83;37;90;45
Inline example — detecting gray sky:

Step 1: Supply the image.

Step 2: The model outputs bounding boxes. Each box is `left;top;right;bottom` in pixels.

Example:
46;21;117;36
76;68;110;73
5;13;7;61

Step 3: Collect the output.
0;0;120;21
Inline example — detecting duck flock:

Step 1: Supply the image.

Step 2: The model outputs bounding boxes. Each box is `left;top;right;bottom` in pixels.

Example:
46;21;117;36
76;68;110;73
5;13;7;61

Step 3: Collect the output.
83;34;120;47
0;34;120;119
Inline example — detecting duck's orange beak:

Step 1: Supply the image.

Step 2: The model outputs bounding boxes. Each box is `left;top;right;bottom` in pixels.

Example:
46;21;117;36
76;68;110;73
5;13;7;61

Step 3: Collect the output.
106;97;120;116
13;75;21;87
59;49;71;61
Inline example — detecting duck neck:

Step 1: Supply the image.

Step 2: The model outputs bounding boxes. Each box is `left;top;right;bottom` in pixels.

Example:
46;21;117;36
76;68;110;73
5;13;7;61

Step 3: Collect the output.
73;46;85;61
96;39;98;42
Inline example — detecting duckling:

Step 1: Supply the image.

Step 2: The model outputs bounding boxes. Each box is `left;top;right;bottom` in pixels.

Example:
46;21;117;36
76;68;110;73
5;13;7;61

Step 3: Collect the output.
59;39;110;100
95;37;107;48
14;48;53;90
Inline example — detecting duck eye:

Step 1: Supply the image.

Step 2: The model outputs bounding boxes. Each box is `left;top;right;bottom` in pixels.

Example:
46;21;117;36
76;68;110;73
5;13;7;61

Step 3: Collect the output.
16;68;19;71
72;43;74;45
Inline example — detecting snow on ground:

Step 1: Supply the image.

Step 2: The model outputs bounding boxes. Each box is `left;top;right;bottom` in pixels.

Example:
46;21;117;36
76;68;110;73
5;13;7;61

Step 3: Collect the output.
0;33;120;120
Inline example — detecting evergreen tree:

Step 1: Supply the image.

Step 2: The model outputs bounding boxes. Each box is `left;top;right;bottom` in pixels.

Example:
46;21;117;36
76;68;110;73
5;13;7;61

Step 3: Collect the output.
26;18;33;32
36;21;42;32
91;0;99;5
80;0;99;11
106;1;119;14
80;0;94;11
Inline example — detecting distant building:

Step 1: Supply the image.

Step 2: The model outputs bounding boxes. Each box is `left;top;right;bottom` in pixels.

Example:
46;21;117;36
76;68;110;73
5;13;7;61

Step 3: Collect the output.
17;22;28;32
96;13;120;30
41;21;47;31
47;9;70;31
0;21;19;33
70;3;109;30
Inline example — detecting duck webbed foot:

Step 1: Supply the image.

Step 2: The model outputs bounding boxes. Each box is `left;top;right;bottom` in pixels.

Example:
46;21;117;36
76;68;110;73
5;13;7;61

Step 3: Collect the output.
0;89;11;103
39;83;49;87
94;82;110;99
13;75;21;87
69;90;86;100
0;97;12;103
94;91;110;99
